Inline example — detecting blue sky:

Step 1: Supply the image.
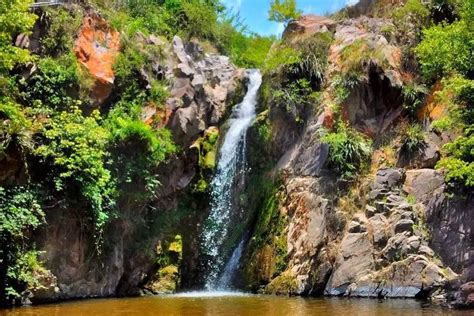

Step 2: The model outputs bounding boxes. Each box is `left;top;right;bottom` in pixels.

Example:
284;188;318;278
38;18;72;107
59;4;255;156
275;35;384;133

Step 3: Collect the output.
222;0;358;36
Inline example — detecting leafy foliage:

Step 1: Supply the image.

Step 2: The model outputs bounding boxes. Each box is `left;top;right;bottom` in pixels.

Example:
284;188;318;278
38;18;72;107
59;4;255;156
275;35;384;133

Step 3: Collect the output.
268;0;301;24
322;123;372;179
20;54;80;111
402;81;429;115
0;185;45;303
415;0;473;81
400;123;425;154
41;7;83;56
0;0;37;74
34;107;114;232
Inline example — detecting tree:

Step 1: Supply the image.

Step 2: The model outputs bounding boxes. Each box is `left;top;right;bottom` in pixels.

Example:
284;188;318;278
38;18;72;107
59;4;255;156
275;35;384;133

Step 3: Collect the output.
0;0;37;74
268;0;301;25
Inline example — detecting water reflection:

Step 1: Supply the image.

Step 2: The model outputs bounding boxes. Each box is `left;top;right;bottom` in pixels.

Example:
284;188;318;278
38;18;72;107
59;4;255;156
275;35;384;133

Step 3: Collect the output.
2;295;471;316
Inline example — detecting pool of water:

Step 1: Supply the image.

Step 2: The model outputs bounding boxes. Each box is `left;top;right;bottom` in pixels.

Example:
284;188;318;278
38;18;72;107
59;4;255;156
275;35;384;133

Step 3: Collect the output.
1;292;471;316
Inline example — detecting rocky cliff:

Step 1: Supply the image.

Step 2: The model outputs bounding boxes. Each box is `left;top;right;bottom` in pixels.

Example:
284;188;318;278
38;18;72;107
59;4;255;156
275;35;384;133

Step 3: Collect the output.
240;11;473;309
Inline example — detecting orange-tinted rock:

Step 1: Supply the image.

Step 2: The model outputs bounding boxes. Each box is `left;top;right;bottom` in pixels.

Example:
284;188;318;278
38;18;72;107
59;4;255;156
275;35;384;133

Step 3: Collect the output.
283;15;335;41
141;103;173;128
317;107;335;129
417;81;447;121
74;14;120;106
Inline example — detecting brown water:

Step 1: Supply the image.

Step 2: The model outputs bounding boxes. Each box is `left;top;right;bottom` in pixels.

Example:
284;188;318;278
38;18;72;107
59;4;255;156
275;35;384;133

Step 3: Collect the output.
1;292;471;316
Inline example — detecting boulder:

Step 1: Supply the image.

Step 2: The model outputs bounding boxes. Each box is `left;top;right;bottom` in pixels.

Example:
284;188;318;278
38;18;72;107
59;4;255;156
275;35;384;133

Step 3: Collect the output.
403;169;444;203
74;13;120;105
283;15;336;41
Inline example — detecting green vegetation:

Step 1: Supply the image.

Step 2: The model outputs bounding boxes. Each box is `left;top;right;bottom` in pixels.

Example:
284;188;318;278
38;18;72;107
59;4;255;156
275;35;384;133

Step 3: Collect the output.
402;81;429;115
415;0;473;81
0;186;45;304
0;0;37;74
414;0;473;187
268;0;301;25
322;123;372;180
400;123;425;154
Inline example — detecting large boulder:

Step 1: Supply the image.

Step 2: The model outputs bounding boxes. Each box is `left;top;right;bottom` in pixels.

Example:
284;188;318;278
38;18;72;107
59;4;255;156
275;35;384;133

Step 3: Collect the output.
74;13;120;105
283;15;336;41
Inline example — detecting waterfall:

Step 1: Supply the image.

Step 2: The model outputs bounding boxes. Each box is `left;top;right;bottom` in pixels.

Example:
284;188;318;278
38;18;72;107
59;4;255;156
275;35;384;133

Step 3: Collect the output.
201;69;262;290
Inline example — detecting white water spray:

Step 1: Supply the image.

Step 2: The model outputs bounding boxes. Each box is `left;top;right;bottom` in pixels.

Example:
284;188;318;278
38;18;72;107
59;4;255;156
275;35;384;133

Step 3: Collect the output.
201;70;262;290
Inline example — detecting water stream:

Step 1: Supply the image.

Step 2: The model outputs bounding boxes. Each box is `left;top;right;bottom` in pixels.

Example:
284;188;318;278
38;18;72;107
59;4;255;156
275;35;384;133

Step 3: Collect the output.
200;69;262;290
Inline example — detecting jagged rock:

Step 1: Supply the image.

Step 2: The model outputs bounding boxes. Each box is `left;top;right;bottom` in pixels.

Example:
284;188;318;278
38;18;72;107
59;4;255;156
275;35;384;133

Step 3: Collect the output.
365;205;376;218
325;232;374;295
347;255;447;298
74;13;120;105
397;137;441;169
372;168;405;190
403;169;444;203
450;282;474;308
283;15;336;41
394;219;414;234
368;214;389;247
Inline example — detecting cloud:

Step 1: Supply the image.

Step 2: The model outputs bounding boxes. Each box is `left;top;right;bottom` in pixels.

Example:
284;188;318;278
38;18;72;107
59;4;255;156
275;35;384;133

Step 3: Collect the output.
346;0;359;6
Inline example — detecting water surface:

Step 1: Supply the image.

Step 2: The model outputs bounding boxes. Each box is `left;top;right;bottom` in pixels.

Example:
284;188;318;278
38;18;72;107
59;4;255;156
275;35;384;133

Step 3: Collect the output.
2;293;471;316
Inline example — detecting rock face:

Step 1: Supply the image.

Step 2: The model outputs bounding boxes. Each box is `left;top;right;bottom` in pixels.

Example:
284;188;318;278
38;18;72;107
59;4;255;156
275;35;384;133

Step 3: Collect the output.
166;36;243;146
240;13;466;302
33;31;244;301
74;13;120;105
283;15;336;41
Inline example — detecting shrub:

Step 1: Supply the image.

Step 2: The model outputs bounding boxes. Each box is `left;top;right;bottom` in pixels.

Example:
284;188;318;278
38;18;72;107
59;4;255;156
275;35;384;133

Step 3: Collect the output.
20;54;80;111
106;102;176;197
400;123;425;154
41;7;83;56
34;107;114;233
263;44;300;75
0;99;34;155
286;32;333;83
273;78;315;122
415;0;473;81
437;132;474;187
0;185;45;303
0;0;37;74
322;123;372;179
402;82;429;115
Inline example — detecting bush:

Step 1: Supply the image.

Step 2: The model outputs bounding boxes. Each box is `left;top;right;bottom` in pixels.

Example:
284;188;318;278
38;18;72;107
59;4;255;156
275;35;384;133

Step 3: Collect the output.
106;102;176;197
415;0;473;81
0;0;37;74
437;132;474;187
286;32;333;83
41;7;83;56
0;185;45;303
20;54;80;111
273;78;315;122
322;123;372;179
400;123;425;154
402;82;429;115
0;99;34;155
34;107;114;233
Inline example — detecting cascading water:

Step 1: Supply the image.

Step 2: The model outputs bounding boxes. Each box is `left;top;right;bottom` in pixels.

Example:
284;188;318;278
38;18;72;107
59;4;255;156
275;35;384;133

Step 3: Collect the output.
201;69;262;290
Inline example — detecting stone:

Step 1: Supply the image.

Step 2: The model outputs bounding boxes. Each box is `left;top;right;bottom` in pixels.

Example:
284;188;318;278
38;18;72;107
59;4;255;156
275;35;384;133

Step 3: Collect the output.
403;169;445;203
283;15;336;40
394;219;414;234
373;168;405;190
419;245;435;258
368;214;389;247
74;14;120;105
365;205;376;218
348;221;367;233
325;232;374;295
